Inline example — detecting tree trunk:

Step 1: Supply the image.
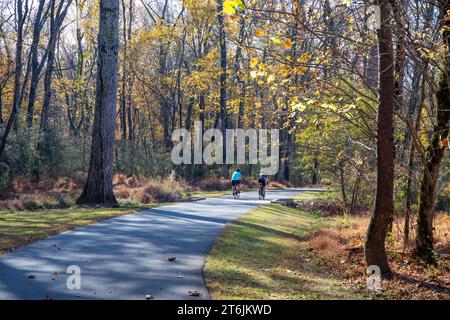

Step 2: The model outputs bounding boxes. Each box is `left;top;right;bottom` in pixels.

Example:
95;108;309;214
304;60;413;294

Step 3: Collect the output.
364;0;395;277
39;0;72;133
403;72;426;250
338;160;348;206
414;0;450;263
0;88;3;125
77;0;120;206
391;0;406;113
311;158;319;184
26;0;47;128
217;0;228;178
0;0;27;160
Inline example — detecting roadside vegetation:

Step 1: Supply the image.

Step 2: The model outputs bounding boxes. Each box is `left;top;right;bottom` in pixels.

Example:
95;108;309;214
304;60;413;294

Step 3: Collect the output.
205;191;450;300
204;191;363;300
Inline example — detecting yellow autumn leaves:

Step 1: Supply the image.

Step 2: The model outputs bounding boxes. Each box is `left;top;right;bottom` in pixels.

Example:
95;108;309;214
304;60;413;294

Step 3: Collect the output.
223;0;245;15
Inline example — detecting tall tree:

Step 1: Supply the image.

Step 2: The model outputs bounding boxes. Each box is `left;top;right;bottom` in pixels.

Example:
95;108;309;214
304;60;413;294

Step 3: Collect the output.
39;0;72;133
364;0;395;276
217;0;228;178
77;0;120;206
414;0;450;264
26;0;49;128
0;0;29;160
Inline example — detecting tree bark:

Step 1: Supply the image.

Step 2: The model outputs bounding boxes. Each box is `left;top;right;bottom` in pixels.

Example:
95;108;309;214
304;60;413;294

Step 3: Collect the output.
338;160;348;206
217;0;228;178
77;0;120;206
414;0;450;263
0;0;28;160
404;74;425;250
311;158;319;185
39;0;72;133
120;0;128;141
0;88;3;125
26;0;47;128
364;0;395;277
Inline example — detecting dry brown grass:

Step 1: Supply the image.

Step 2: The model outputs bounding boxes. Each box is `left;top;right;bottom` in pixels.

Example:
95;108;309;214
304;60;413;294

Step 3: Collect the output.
267;180;293;189
112;174;191;203
309;229;345;260
307;212;450;299
1;173;298;212
0;174;193;211
193;176;231;191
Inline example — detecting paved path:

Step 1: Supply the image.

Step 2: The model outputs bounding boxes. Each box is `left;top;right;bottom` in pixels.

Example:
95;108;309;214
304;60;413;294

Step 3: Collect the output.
0;189;320;300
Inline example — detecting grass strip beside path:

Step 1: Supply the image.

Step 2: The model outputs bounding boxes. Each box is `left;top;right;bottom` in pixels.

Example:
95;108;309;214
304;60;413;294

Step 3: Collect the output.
204;191;362;300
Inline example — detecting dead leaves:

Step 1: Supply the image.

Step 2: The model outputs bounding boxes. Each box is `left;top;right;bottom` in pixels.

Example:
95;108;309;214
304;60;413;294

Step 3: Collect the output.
188;290;202;297
438;137;449;149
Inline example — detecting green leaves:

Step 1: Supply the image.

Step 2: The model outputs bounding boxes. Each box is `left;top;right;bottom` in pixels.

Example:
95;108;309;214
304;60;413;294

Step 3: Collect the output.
223;0;245;15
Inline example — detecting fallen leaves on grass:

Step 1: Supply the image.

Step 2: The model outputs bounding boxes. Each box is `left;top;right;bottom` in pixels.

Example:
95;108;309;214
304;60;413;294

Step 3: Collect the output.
307;214;450;299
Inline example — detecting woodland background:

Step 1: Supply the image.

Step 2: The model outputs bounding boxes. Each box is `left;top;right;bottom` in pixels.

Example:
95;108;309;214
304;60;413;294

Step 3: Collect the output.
0;0;449;289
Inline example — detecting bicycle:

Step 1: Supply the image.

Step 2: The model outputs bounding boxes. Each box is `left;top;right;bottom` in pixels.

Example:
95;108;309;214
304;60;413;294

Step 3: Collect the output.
232;184;241;200
258;184;266;200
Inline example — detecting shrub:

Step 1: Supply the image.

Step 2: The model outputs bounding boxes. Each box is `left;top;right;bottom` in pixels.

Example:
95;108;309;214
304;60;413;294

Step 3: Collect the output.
134;178;189;203
309;229;345;259
115;186;131;199
194;176;230;191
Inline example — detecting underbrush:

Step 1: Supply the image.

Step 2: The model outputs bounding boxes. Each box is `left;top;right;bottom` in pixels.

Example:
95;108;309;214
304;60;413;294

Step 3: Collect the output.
0;176;83;211
0;173;193;211
113;174;191;203
0;173;297;212
305;210;450;299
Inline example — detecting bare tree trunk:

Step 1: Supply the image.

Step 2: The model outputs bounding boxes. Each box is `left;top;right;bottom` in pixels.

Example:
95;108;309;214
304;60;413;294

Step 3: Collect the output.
77;0;120;206
26;0;48;128
39;0;72;133
120;0;128;141
312;158;319;185
0;0;28;160
338;160;348;206
217;0;228;178
414;0;450;263
404;75;425;250
365;0;395;277
0;88;3;125
391;0;406;113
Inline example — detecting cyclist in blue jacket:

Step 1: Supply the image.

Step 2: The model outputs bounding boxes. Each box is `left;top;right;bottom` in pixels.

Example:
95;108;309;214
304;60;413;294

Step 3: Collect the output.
231;169;242;197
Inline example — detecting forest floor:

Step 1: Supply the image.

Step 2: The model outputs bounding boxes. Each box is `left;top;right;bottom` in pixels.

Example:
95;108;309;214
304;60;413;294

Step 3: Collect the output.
204;192;450;300
307;213;450;299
